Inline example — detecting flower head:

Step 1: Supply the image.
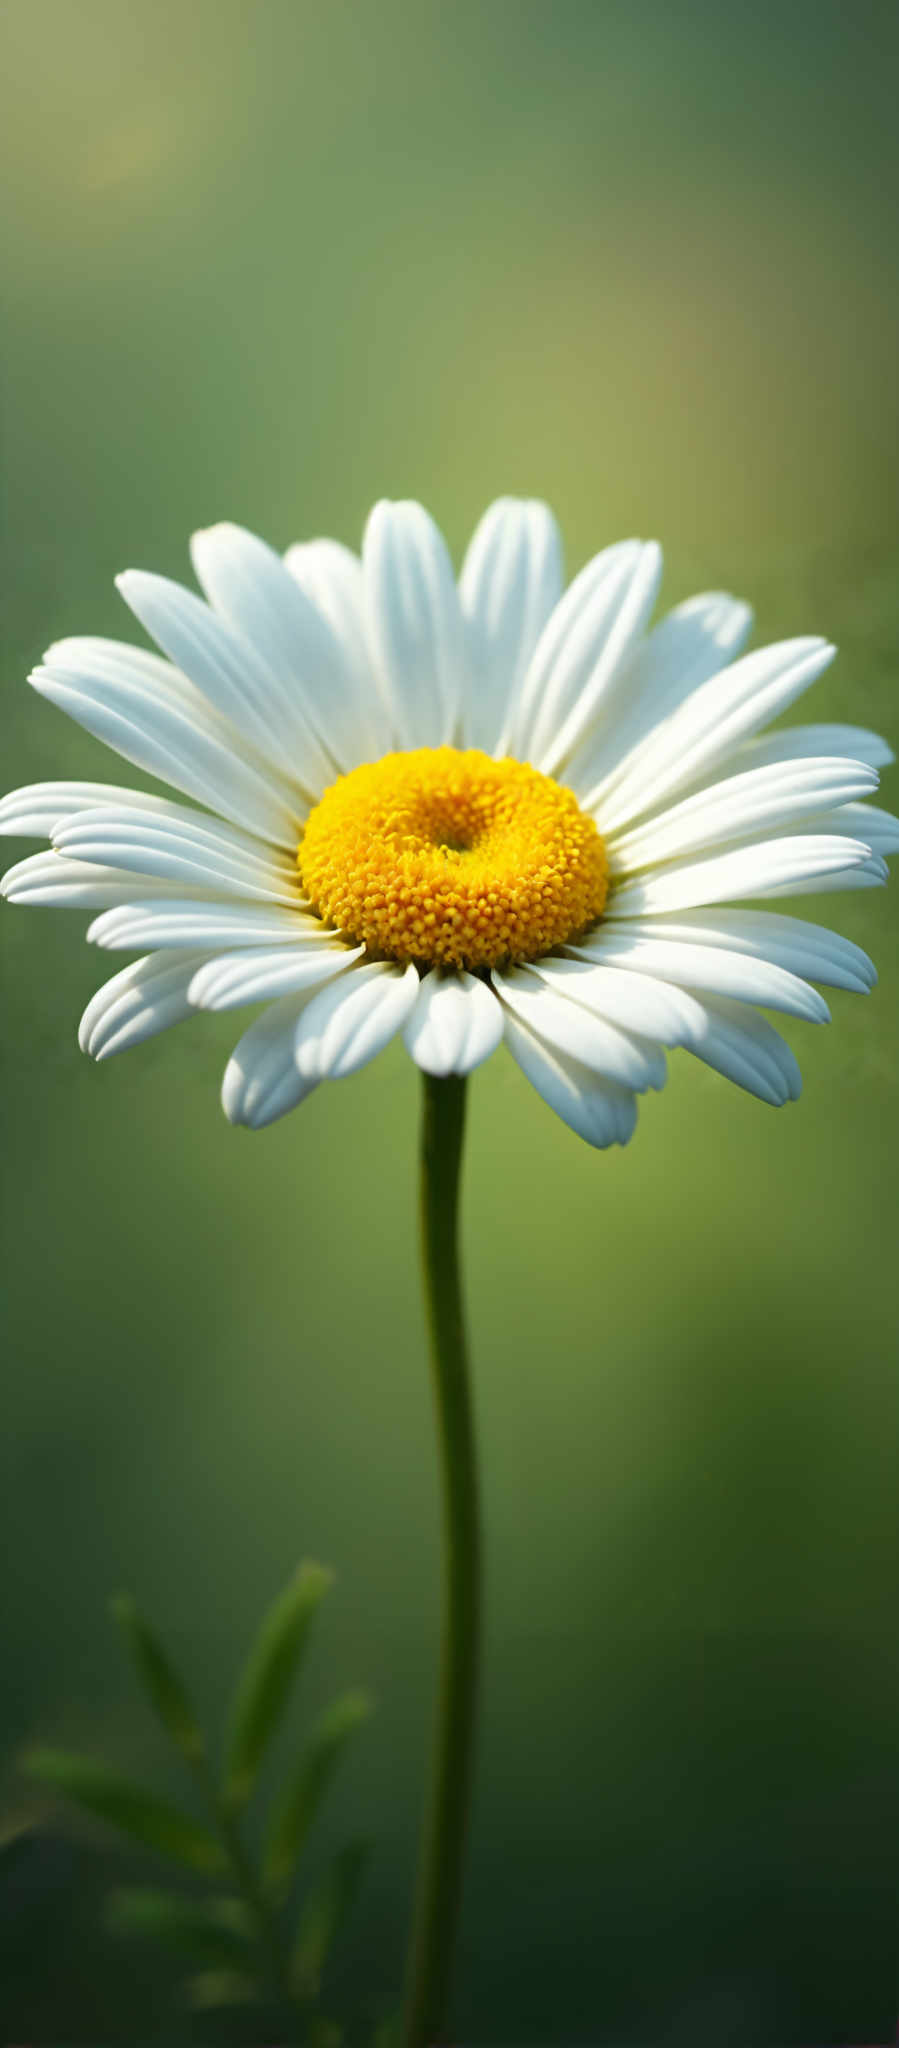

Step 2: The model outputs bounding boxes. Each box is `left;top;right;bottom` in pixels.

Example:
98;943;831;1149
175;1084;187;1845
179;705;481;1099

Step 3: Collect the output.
2;500;893;1144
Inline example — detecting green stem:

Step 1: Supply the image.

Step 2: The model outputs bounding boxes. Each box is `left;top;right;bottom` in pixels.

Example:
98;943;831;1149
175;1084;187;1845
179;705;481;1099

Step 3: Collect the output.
216;1799;295;2016
192;1755;298;2024
402;1074;481;2048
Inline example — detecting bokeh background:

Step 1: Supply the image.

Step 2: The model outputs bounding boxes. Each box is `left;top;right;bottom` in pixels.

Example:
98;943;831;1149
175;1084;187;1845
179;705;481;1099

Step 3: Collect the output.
2;1;898;2041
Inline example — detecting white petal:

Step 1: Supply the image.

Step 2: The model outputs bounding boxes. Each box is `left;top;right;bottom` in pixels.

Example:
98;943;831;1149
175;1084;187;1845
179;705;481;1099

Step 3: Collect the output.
501;1009;638;1147
188;942;362;1012
783;802;899;854
285;536;363;632
514;541;662;771
403;970;504;1076
30;652;304;850
534;955;703;1042
608;758;879;871
283;538;390;759
607;834;876;918
492;965;666;1090
458;498;563;753
51;793;288;862
753;856;887;897
0;781;179;839
567;592;754;802
605;909;876;993
294;959;419;1080
598;637;835;834
116;569;330;795
721;722;894;775
684;994;802;1106
79;951;212;1060
1;852;227;910
86;899;332;951
43;634;306;800
571;929;830;1022
45;634;209;709
362;500;469;748
222;993;320;1129
190;522;375;774
53;806;302;903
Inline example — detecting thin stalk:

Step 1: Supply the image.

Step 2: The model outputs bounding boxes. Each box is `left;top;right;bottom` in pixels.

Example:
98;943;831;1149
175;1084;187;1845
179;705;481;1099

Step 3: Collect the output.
402;1073;481;2048
191;1753;298;2024
216;1799;295;2014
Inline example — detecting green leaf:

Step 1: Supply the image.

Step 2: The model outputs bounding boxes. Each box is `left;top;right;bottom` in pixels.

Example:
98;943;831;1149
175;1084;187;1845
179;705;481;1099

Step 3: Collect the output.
110;1595;205;1765
222;1561;333;1812
23;1749;228;1874
291;1840;369;1998
186;1967;260;2010
264;1690;373;1898
105;1886;254;1960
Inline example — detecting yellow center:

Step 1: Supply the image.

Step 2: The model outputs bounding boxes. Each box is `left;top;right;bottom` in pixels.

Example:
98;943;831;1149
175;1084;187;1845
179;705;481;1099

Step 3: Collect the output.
298;746;609;970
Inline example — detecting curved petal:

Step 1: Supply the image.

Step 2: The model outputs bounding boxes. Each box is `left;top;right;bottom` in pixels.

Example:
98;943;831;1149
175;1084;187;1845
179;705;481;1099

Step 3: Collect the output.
598;637;836;835
188;943;362;1012
42;636;309;804
716;722;895;776
534;956;704;1043
403;970;504;1076
283;537;393;761
53;806;302;904
608;758;879;872
567;591;754;802
53;794;292;863
86;899;331;950
285;537;364;633
459;498;563;753
684;994;802;1106
45;634;209;709
222;993;320;1129
29;651;304;849
0;781;180;839
492;965;666;1090
79;951;213;1060
116;569;331;795
607;834;878;919
513;541;663;772
362;500;469;748
189;522;377;773
295;959;420;1080
571;929;830;1022
1;852;229;910
601;908;876;992
754;856;886;897
501;1009;639;1147
781;802;899;854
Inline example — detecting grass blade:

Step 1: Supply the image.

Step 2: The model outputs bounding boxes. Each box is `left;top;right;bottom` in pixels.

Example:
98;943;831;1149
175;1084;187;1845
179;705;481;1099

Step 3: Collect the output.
291;1840;369;1998
105;1886;254;1960
223;1562;332;1811
110;1595;205;1765
23;1749;227;1874
264;1690;373;1898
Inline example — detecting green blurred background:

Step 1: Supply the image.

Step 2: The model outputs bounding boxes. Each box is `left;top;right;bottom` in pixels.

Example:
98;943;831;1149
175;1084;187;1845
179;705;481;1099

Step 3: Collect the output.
2;1;898;2040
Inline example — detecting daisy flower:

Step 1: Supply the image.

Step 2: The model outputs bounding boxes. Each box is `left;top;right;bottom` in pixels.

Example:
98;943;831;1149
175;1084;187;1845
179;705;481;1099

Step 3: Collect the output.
4;496;893;2048
1;498;894;1145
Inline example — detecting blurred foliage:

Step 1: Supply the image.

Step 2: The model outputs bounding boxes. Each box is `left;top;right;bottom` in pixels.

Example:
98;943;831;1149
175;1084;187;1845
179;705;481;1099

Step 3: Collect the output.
1;0;898;2041
21;1569;374;2041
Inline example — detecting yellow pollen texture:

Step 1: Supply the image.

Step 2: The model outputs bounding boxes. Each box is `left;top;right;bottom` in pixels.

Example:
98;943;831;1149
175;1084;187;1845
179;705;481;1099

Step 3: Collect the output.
298;747;609;970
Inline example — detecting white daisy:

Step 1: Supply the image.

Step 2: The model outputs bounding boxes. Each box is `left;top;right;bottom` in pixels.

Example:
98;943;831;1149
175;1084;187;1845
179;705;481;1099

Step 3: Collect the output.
1;499;894;1145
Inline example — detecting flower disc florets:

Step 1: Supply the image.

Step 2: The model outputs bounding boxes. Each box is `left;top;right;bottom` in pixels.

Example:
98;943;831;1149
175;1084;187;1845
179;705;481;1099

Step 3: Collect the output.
298;746;610;970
